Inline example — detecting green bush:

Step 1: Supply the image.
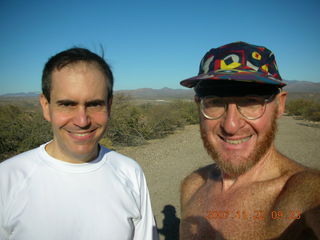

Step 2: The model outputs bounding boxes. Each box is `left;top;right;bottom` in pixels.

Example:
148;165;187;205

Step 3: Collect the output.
286;99;320;121
0;106;52;161
106;95;198;146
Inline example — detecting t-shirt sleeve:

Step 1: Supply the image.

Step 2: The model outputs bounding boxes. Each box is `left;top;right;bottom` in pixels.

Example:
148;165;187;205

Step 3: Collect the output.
0;164;9;240
133;170;159;240
0;189;7;239
0;202;8;239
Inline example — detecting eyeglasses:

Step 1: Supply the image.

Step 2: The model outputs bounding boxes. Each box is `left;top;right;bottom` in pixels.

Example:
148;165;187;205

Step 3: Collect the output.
200;92;279;120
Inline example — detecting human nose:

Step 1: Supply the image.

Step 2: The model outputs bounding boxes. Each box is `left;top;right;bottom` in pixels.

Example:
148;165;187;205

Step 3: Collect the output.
73;106;91;128
220;103;243;135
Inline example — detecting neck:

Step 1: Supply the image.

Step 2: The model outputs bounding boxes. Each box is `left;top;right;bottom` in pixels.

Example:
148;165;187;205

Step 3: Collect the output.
45;141;100;164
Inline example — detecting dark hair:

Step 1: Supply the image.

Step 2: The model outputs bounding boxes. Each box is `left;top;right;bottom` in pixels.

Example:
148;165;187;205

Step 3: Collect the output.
42;47;114;102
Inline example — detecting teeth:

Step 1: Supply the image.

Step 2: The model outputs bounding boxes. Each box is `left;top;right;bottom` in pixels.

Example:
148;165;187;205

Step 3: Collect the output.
225;136;251;145
73;133;90;136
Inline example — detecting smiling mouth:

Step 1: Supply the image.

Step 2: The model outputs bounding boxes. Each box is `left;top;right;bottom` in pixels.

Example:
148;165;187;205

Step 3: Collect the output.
67;129;96;136
221;136;252;145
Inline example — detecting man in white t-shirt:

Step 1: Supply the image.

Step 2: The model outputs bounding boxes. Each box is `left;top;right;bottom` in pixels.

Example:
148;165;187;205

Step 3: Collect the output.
0;48;158;240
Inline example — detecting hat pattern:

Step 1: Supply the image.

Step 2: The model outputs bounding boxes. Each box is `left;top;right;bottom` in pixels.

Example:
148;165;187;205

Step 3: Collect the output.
199;43;281;78
181;41;285;88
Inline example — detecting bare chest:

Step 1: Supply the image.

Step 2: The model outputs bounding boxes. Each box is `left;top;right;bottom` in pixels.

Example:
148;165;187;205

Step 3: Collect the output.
180;181;303;240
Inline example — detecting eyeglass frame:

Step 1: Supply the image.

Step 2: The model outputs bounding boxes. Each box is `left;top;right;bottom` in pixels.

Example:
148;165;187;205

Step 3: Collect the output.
199;88;281;120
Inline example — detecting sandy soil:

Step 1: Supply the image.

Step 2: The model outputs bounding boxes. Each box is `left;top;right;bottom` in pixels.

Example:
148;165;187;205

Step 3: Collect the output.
117;115;320;239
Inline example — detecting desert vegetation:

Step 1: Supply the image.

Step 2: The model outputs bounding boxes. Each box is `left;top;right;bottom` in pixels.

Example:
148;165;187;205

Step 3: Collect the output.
1;93;320;162
286;98;320;121
0;94;198;162
104;94;198;147
0;104;52;161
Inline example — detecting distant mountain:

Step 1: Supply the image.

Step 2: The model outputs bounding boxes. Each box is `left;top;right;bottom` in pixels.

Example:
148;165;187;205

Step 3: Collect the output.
1;80;320;99
116;87;194;100
284;80;320;93
116;81;320;100
0;91;40;97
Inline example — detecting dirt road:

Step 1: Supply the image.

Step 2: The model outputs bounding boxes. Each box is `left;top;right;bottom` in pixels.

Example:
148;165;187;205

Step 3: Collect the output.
118;116;320;239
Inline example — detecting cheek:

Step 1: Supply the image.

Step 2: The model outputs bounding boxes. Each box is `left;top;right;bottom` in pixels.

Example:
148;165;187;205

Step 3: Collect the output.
253;110;277;136
49;111;73;127
200;119;219;143
91;112;109;125
201;117;218;133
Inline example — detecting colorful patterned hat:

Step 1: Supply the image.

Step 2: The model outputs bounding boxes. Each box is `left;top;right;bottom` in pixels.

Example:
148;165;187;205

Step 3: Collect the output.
180;41;286;88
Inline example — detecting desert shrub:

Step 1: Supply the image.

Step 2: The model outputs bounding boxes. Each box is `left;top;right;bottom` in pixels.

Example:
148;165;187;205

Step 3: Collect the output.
17;113;52;152
106;94;198;146
171;100;199;125
286;99;310;116
0;105;52;161
301;101;320;121
286;99;320;121
106;94;147;146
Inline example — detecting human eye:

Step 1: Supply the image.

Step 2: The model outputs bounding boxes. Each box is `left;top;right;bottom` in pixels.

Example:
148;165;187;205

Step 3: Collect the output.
57;100;76;107
87;102;101;107
240;96;264;106
201;97;225;119
86;100;106;109
203;97;224;108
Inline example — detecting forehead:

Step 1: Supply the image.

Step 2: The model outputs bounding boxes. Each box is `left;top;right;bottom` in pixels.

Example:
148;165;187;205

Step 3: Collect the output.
51;62;107;84
53;61;106;77
50;62;108;98
195;81;279;97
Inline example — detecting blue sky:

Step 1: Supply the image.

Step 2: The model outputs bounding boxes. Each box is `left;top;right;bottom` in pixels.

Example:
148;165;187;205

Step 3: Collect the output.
0;0;319;95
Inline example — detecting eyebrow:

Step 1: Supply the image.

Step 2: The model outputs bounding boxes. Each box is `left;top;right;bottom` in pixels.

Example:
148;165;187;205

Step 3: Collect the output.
55;99;106;106
56;100;77;105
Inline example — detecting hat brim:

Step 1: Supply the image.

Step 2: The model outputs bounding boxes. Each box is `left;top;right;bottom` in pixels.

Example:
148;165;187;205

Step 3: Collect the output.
180;70;286;88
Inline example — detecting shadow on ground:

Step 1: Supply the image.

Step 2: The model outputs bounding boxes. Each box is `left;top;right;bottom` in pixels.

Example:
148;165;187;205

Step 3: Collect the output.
157;205;180;240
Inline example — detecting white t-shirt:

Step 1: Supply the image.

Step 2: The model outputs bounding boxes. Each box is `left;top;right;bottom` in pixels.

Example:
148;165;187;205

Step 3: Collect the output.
0;143;158;240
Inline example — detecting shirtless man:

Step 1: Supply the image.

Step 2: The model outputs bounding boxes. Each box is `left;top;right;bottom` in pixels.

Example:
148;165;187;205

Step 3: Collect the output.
179;42;320;239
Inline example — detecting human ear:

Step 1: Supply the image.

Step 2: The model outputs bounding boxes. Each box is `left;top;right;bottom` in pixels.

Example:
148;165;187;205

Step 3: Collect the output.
107;96;113;116
194;95;203;121
276;91;287;118
39;94;51;122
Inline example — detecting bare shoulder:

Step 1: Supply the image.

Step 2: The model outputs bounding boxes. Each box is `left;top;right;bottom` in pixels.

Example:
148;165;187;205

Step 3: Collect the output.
277;168;320;212
286;168;320;199
273;168;320;237
180;164;218;209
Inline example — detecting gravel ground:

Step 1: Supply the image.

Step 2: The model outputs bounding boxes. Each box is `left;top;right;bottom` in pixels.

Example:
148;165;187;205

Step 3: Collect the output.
117;115;320;239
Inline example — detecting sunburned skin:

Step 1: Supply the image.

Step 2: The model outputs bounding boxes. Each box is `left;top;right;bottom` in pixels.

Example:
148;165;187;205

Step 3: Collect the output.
180;154;320;239
180;93;320;240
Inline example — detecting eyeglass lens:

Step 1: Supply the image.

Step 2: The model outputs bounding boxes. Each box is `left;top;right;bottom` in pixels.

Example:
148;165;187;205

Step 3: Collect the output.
201;96;268;120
